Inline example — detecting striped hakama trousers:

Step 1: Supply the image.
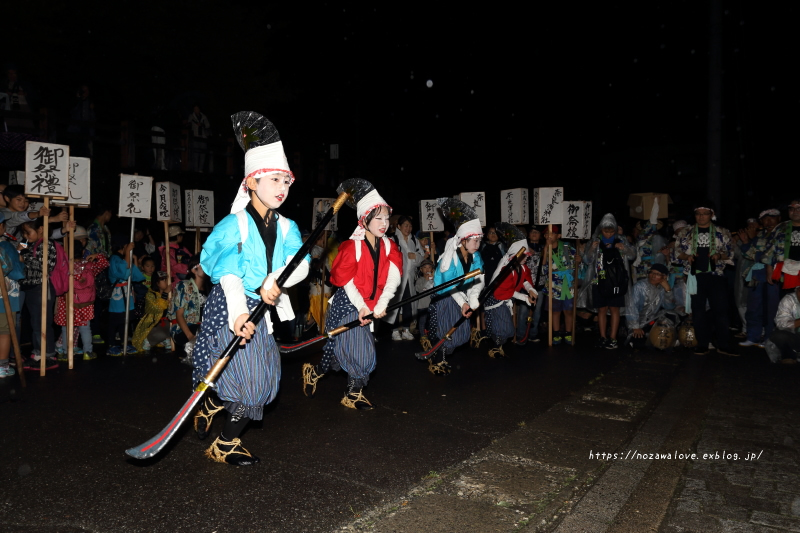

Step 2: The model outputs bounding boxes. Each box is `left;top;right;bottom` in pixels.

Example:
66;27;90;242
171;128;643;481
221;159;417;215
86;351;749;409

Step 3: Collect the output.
319;288;376;389
192;284;280;421
428;295;470;356
484;294;515;346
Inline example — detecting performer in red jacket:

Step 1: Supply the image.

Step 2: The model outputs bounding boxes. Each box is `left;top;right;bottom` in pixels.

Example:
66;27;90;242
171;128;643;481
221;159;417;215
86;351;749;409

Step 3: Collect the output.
483;223;537;358
302;179;402;409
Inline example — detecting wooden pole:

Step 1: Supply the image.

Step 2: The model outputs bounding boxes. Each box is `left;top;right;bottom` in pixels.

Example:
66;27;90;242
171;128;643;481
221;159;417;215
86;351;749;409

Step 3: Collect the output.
429;231;435;260
67;206;75;369
571;239;580;347
319;230;327;333
547;224;553;347
123;218;135;356
40;197;50;376
195;227;200;256
164;221;171;291
0;276;25;387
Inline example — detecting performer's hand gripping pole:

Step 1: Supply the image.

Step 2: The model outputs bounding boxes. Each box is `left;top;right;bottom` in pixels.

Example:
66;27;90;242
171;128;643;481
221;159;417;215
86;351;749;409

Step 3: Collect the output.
416;247;526;360
125;190;352;460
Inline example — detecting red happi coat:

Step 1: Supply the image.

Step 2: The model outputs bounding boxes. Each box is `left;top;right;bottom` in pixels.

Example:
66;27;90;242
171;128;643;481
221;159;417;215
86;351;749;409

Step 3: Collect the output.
492;264;533;301
329;237;403;311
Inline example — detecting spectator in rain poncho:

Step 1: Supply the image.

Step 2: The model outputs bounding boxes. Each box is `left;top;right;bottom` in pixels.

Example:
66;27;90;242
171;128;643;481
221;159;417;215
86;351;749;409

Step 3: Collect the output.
666;220;690;316
578;213;636;349
632;200;668;282
624;263;676;349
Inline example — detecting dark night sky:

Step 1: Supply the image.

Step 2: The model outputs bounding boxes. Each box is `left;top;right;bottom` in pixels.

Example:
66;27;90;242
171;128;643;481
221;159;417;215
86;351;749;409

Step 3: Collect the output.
4;1;798;230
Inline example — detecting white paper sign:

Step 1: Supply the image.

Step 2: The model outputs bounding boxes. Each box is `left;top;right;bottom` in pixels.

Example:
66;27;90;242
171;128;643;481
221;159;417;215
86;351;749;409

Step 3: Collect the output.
118;175;153;219
25;141;69;197
8;171;23;185
500;188;529;225
532;187;564;225
56;157;91;206
155;181;182;223
419;199;445;232
311;198;339;232
563;200;593;240
191;190;214;228
184;190;194;227
458;192;486;227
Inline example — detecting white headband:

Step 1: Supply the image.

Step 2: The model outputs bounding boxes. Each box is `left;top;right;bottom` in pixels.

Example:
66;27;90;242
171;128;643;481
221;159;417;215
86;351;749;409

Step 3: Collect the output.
230;142;293;214
356;189;391;223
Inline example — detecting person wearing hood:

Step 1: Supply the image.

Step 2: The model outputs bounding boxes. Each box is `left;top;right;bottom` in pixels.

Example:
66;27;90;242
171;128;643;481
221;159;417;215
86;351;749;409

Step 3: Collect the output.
625;263;676;349
483;223;537;357
191;112;310;466
579;213;636;349
425;198;485;374
632;201;668;282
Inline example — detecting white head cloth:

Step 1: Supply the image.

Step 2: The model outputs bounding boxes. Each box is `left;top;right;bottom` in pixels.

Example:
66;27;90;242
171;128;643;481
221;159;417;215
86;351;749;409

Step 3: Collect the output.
439;218;483;273
694;206;717;222
490;239;528;283
230;141;293;214
350;189;391;240
759;208;780;219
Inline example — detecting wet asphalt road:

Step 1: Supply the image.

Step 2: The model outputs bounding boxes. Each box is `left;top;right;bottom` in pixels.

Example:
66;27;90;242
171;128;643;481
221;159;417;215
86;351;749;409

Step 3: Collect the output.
1;335;622;532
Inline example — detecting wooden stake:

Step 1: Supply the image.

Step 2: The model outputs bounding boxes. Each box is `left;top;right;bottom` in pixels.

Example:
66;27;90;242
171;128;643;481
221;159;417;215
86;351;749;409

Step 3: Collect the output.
547;224;553;347
0;274;25;387
40;197;50;376
164;221;172;290
122;218;135;356
68;206;75;369
319;230;327;332
571;239;580;347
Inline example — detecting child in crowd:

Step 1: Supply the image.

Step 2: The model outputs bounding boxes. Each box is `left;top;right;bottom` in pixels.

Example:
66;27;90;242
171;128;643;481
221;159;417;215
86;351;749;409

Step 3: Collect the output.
19;218;59;369
541;225;580;345
54;240;109;360
415;259;435;350
168;256;208;362
159;225;193;284
132;271;172;353
107;235;144;356
0;213;25;378
133;256;156;320
1;184;67;240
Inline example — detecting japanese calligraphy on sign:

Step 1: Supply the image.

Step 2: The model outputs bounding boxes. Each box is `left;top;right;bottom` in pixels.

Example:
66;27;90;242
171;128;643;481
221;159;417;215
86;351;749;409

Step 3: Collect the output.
458;192;486;227
54;157;91;207
25;141;69;197
562;200;592;240
155;181;182;223
311;198;339;232
185;190;215;228
8;171;23;185
118;174;153;219
419;199;445;232
532;187;564;225
500;188;529;225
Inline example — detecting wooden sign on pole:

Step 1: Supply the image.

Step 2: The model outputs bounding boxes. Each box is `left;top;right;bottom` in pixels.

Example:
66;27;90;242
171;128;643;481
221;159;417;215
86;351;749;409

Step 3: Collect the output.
53;157;91;207
562;200;592;240
500;188;529;225
185;189;214;232
312;198;339;232
25;141;69;199
155;181;183;224
457;192;486;227
24;141;69;376
419;200;445;232
532;187;564;226
118;175;153;219
547;225;553;347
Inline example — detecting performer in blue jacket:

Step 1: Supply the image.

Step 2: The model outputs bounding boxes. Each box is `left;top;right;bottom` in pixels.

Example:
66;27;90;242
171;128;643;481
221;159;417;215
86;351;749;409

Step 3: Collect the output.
425;198;485;375
191;111;309;466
